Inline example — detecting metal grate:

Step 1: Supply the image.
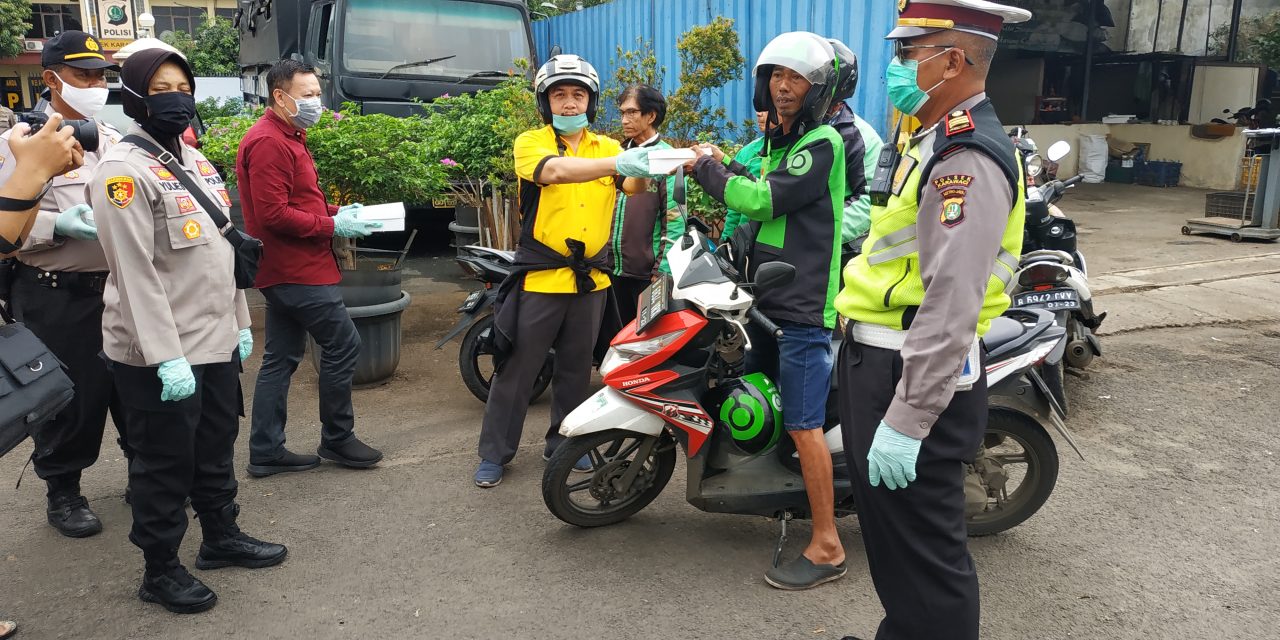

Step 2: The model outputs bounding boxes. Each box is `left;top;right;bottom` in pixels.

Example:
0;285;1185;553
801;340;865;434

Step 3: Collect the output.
1204;191;1255;220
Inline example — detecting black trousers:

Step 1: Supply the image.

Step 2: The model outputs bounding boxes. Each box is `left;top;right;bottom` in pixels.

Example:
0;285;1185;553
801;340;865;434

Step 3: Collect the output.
249;283;359;463
9;275;130;494
113;356;240;569
609;274;650;328
478;289;605;465
837;333;987;640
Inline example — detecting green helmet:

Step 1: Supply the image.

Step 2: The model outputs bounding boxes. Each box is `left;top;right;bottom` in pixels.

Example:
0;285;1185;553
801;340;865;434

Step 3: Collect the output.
708;372;783;455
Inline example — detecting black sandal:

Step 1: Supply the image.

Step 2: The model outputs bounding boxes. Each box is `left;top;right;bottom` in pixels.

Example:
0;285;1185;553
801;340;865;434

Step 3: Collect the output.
764;555;848;590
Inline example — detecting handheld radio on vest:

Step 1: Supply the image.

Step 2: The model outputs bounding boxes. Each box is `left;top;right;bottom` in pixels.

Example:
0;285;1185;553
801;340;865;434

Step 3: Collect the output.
868;119;904;207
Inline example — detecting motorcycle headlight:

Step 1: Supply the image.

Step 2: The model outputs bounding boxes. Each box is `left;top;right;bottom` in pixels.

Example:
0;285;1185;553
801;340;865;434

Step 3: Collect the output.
1025;154;1044;178
599;329;686;374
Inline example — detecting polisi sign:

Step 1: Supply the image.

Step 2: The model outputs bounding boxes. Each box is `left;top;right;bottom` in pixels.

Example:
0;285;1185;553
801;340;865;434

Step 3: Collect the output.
95;0;137;40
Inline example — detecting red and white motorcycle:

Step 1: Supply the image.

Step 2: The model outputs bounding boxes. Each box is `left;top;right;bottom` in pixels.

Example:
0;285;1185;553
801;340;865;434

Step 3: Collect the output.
541;173;1081;546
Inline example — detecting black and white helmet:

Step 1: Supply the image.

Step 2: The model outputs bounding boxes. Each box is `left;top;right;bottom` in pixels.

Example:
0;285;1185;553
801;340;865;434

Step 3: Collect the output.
534;54;601;124
827;38;860;106
752;32;838;127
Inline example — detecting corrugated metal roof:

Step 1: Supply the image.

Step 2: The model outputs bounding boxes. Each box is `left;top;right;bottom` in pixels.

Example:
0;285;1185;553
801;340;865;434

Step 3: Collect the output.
531;0;895;141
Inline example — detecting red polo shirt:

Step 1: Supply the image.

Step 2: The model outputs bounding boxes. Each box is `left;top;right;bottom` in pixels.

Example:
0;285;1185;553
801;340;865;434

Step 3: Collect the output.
236;110;340;288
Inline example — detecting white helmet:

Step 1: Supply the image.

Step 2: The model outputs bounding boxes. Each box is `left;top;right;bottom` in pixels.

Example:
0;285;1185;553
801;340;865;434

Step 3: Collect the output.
752;32;837;126
534;54;600;123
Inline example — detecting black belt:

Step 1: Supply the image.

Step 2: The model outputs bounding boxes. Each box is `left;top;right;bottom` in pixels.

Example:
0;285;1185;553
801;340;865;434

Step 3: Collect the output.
14;262;109;294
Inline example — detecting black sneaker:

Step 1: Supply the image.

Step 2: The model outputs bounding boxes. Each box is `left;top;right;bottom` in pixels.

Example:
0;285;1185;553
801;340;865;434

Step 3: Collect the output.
138;565;217;614
246;449;322;478
317;437;383;468
47;494;103;538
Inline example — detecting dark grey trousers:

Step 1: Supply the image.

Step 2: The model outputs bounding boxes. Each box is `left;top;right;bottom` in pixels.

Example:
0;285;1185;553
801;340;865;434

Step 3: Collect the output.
478;289;605;465
249;283;360;463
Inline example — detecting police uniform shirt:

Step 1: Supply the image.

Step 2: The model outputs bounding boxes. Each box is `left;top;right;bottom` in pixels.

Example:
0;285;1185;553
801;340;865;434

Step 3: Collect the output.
0;104;122;272
887;92;1015;437
89;125;250;367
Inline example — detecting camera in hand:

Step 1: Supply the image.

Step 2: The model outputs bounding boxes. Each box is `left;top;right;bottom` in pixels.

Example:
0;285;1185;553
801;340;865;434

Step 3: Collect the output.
19;112;99;153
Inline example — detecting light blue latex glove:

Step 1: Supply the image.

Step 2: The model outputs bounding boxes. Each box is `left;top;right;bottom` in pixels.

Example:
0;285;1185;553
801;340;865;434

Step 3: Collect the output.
867;420;923;490
238;328;253;361
615;147;655;178
157;357;196;402
333;205;382;238
54;204;97;241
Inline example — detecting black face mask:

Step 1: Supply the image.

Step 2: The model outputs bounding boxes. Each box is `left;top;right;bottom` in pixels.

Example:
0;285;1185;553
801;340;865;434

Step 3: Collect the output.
145;91;196;135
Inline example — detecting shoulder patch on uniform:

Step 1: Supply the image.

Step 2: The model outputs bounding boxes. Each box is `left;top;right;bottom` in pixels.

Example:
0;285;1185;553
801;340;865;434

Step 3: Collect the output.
932;174;973;191
105;176;135;208
933;173;972;228
218;189;232;207
787;149;813;176
940;197;965;227
944;110;975;137
197;160;216;177
61;170;80;180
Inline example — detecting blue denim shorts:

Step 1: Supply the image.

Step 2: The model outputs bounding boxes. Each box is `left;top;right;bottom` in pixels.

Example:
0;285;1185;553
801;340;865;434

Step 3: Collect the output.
745;320;834;431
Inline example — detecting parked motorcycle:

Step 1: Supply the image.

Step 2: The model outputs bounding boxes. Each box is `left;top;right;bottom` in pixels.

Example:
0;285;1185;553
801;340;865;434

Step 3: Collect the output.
1009;141;1107;413
541;170;1081;551
435;244;553;404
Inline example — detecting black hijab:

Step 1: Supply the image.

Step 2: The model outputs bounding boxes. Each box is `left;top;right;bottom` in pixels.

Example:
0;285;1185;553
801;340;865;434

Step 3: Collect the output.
121;48;195;157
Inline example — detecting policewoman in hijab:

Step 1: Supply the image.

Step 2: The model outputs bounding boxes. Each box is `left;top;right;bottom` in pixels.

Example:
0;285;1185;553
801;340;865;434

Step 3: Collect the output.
88;48;286;614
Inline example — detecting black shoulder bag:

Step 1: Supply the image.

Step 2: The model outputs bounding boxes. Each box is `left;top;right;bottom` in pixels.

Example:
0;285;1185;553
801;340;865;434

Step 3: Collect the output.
123;135;262;289
0;303;74;459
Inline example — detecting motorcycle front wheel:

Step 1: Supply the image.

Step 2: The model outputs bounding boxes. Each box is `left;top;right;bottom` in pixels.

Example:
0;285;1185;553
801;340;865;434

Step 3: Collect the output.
458;314;553;404
967;409;1059;536
542;429;677;528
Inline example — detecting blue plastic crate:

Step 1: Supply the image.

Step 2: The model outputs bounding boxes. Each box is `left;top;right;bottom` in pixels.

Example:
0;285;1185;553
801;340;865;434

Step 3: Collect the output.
1135;161;1181;187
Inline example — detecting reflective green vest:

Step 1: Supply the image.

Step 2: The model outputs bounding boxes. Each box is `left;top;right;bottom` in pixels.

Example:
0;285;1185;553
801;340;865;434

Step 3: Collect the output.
835;142;1026;337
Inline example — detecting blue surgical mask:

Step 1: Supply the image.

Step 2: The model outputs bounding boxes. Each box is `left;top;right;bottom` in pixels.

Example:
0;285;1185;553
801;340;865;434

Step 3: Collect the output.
552;113;589;135
885;51;949;116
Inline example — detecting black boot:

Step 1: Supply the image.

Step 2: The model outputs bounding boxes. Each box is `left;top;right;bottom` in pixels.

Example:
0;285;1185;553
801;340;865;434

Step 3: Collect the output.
46;479;102;538
138;559;217;614
194;503;288;570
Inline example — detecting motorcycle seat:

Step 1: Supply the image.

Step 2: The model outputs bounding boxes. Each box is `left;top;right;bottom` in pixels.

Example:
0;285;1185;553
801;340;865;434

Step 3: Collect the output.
982;317;1025;354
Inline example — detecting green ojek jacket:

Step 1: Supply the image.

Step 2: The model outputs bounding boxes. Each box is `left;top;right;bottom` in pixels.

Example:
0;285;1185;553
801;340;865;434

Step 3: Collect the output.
693;123;846;329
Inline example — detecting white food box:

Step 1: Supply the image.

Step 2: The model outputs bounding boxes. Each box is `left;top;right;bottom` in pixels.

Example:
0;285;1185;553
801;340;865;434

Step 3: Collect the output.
359;202;406;232
647;148;699;174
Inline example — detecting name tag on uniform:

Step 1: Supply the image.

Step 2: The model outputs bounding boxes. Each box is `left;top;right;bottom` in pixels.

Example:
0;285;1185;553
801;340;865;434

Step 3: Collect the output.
955;339;982;392
891;155;918;196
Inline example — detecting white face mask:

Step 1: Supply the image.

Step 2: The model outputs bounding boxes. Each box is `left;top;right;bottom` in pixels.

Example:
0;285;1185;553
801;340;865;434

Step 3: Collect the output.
53;72;108;118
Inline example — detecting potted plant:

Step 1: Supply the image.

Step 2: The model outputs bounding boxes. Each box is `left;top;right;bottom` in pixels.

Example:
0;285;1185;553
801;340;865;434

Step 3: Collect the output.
421;66;542;251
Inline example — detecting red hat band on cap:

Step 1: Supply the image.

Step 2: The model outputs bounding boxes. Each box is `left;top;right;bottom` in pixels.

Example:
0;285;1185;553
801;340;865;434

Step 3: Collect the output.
899;3;1004;36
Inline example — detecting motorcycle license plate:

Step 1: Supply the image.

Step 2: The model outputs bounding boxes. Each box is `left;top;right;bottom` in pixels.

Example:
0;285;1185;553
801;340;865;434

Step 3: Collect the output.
636;275;671;335
458;290;485;313
1013;288;1079;311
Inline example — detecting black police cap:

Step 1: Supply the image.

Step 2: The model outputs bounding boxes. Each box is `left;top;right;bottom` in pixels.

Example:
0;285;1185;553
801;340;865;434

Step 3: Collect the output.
41;31;120;71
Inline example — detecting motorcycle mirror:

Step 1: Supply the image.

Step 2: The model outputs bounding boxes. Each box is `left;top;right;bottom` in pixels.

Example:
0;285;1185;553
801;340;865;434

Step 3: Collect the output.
1047;141;1071;163
750;261;796;294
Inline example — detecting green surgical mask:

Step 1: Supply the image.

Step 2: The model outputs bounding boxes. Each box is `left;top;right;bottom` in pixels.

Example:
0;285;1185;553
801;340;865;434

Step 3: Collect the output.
552;113;589;135
885;51;949;116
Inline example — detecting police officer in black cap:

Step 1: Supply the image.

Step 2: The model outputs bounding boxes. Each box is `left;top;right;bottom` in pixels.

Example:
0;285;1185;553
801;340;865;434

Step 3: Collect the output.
0;30;129;538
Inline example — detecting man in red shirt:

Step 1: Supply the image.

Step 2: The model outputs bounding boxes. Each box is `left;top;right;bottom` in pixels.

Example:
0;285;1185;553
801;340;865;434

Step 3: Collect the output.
237;59;383;477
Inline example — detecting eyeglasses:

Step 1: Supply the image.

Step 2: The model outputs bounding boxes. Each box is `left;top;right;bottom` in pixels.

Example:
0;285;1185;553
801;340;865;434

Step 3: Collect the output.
894;42;975;66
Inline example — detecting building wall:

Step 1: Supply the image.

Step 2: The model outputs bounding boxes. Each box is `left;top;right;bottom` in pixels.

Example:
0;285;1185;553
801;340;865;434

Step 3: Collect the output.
988;57;1044;125
1022;122;1248;190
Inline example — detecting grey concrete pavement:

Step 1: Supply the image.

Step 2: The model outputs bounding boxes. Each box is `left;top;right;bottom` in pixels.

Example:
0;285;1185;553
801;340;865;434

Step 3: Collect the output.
3;182;1280;639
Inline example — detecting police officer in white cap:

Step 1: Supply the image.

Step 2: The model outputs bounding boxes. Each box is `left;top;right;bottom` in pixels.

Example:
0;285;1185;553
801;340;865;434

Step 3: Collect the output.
834;1;1031;638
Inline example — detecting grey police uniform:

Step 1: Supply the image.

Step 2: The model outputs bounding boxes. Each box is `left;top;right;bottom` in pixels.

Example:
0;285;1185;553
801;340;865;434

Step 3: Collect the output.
0;106;130;494
89;125;250;568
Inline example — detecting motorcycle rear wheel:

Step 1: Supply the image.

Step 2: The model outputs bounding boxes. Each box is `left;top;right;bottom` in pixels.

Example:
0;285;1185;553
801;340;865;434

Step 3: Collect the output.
543;430;677;528
459;314;553;404
967;410;1059;536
